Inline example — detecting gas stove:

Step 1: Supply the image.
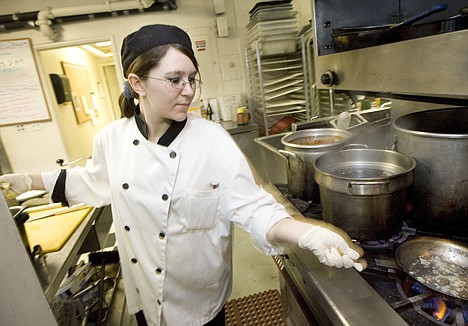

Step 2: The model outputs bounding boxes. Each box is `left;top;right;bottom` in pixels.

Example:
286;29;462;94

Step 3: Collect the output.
274;184;468;326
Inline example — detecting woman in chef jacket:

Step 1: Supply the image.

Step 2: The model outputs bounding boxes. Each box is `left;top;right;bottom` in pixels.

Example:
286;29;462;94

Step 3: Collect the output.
1;24;364;326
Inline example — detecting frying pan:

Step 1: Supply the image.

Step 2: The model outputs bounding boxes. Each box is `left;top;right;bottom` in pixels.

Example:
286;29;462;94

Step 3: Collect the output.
395;237;468;303
332;4;448;52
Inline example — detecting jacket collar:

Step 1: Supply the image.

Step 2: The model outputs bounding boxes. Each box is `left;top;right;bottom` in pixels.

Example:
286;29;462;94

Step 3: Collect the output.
134;106;187;147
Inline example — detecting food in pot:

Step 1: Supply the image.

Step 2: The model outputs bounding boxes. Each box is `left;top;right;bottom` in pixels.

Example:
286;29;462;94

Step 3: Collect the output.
291;135;345;146
408;255;468;299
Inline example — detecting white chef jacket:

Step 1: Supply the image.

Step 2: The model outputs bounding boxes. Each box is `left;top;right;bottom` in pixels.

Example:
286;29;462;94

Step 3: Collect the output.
42;114;290;326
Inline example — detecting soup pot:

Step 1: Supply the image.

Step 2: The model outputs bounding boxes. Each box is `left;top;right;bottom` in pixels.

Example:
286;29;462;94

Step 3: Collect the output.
393;108;468;236
314;149;416;240
279;128;353;202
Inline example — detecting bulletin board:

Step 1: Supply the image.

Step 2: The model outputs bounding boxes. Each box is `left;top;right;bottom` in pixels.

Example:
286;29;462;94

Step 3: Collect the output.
0;38;51;126
61;61;93;124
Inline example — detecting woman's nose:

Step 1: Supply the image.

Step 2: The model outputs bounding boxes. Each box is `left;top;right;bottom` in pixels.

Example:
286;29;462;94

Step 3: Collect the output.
180;82;195;95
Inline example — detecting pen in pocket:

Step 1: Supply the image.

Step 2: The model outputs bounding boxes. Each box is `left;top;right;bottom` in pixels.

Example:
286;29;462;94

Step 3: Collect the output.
210;181;219;190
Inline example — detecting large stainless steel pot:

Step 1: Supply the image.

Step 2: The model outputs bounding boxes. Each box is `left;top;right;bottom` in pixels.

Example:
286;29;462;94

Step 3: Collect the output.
279;128;353;202
393;108;468;236
314;149;416;240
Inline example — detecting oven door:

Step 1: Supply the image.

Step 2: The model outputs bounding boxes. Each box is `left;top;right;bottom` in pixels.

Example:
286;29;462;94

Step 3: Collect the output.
276;255;320;325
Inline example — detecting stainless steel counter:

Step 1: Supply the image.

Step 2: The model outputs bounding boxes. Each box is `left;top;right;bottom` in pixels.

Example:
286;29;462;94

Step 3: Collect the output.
222;120;258;136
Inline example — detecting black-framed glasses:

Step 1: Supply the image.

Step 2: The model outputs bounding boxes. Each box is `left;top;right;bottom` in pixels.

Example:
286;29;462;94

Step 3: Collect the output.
144;76;203;90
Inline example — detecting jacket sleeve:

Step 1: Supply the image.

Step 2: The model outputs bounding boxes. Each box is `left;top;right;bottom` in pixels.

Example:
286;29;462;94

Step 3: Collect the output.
221;133;291;256
42;133;111;207
50;169;69;206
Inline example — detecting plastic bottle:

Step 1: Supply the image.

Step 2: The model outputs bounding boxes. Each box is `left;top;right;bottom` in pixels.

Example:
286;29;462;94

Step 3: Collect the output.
206;102;213;121
200;101;207;119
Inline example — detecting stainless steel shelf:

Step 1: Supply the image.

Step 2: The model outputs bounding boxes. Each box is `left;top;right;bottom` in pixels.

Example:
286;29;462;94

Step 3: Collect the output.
245;31;313;136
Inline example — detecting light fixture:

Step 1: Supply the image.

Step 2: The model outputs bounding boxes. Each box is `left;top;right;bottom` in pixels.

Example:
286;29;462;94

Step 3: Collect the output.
81;44;113;57
95;41;111;47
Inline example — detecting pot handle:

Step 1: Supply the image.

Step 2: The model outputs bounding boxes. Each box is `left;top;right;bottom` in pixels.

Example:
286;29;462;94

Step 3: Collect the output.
392;134;398;151
347;181;390;195
343;144;368;150
278;149;304;169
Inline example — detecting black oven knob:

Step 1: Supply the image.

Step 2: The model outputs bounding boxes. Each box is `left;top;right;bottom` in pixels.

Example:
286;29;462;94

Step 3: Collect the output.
321;70;336;86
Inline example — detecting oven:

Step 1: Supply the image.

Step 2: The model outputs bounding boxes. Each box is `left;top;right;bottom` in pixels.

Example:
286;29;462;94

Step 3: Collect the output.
255;1;468;324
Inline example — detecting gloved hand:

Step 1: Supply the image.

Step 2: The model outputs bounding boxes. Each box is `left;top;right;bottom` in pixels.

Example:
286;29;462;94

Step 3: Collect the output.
298;224;364;271
0;173;32;195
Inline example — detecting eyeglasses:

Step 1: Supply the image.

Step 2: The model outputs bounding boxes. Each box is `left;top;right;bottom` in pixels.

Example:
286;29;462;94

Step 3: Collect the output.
144;76;203;90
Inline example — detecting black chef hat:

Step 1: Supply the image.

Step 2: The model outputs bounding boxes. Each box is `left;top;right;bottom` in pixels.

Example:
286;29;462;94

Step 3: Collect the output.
121;24;193;78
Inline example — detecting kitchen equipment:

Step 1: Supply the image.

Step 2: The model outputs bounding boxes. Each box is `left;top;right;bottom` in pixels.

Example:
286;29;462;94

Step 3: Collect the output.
279;128;353;201
273;181;468;325
393;107;468;236
313;148;416;240
31;244;50;287
332;4;449;52
10;206;31;252
395;237;468;303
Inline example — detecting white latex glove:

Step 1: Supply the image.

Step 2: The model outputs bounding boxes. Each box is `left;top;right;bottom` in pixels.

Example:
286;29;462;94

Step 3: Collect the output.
0;173;32;194
298;225;364;271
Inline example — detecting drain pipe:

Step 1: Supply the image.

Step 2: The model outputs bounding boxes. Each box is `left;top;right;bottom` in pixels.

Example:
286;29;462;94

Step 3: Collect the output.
34;0;161;41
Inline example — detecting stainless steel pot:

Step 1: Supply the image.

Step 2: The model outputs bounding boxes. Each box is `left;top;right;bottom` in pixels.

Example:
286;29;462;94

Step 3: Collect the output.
279;128;353;201
393;108;468;236
314;149;416;240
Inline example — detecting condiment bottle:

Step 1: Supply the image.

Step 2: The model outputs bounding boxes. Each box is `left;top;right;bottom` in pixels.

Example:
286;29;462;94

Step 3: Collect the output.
206;102;213;121
237;107;249;126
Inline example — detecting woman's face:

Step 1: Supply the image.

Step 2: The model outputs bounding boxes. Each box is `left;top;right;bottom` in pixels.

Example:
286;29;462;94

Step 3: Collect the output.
140;47;197;123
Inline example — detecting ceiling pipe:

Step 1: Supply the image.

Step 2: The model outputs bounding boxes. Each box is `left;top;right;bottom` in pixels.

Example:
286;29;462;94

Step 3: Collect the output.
36;0;156;41
0;0;177;39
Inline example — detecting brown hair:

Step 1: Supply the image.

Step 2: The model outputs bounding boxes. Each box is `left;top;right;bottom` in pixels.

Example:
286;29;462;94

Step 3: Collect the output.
119;44;199;118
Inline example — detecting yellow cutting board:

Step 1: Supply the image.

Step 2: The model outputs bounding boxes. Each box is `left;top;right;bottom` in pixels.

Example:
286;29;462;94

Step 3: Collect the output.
25;206;93;253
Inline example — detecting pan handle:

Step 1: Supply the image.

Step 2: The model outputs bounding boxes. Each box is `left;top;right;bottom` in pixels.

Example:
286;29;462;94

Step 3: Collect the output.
347;181;390;195
390;3;448;29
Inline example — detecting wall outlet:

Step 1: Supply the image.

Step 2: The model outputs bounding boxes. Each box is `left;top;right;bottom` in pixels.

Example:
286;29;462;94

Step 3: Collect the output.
31;123;43;131
16;125;27;133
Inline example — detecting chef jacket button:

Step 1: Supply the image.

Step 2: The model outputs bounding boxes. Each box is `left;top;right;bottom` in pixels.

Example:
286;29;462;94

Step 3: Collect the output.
157;299;161;305
162;194;169;201
158;232;166;239
124;225;130;231
169;151;177;159
131;258;138;263
155;267;163;275
122;183;129;189
133;139;139;146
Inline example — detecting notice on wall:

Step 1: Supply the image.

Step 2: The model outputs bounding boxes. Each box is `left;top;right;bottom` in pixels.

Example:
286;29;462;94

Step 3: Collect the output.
0;38;50;126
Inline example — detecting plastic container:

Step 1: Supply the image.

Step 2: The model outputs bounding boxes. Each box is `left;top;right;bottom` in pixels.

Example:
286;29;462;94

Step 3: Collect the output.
336;111;351;130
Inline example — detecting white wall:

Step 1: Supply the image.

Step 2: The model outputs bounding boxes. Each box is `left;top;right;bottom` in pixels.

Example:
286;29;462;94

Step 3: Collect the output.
0;0;312;173
38;46;116;164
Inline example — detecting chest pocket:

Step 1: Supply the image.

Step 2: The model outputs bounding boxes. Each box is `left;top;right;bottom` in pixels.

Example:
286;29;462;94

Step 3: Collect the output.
178;188;220;230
